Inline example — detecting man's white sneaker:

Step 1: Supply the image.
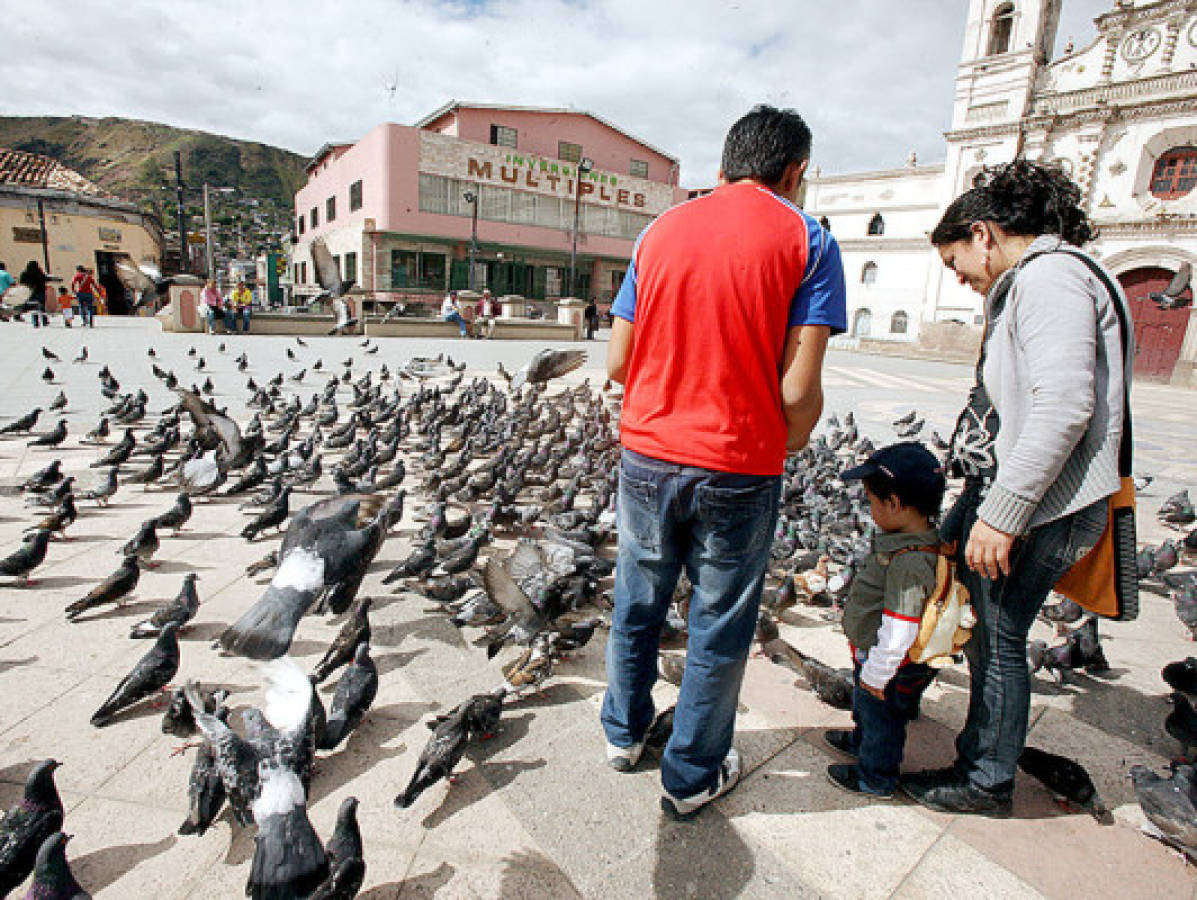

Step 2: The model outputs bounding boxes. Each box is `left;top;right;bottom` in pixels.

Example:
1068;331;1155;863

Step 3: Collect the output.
660;747;742;820
606;740;645;772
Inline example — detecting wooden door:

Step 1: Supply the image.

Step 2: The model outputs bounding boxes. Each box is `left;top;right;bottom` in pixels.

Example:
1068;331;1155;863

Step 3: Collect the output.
1117;267;1189;379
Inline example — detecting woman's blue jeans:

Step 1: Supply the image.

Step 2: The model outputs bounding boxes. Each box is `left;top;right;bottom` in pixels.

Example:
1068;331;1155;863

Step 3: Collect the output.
601;449;780;799
947;487;1108;792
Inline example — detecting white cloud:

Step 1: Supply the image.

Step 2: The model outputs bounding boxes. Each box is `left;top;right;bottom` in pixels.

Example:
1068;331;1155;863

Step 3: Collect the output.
0;0;1110;185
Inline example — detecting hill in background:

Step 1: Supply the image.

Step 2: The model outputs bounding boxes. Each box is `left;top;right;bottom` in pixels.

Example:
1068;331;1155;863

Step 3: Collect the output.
0;115;307;259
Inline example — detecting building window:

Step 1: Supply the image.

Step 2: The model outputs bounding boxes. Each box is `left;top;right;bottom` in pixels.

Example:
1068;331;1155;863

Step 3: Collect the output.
852;308;872;338
890;310;908;334
490;125;517;148
349;180;363;212
310;206;318;228
333;254;340;276
293;263;300;282
390;250;446;290
299;261;307;284
326;196;336;222
344;251;357;284
988;2;1014;56
1150;147;1197;200
297;214;305;235
558;141;583;164
629;159;649;178
861;261;878;284
867;213;885;236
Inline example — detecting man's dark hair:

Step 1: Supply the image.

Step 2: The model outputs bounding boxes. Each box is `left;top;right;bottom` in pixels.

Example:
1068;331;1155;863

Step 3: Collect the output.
0;262;6;270
862;471;945;521
76;264;85;272
720;105;812;186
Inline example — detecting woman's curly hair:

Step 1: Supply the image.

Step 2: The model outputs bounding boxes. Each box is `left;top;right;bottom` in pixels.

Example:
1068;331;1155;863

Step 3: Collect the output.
931;159;1095;247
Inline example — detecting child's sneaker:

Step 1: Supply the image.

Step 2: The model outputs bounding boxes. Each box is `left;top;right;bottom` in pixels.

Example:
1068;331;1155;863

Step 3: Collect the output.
826;763;893;799
606;740;645;773
660;748;741;820
823;729;857;757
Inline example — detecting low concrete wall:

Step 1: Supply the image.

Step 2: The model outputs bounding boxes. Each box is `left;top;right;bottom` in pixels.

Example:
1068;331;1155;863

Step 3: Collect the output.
249;313;363;336
365;317;577;340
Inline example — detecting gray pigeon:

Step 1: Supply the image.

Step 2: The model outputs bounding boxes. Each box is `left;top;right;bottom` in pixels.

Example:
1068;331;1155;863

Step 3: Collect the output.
23;832;89;900
317;642;378;751
130;573;200;638
1130;764;1197;858
0;759;64;896
91;622;181;726
309;796;365;900
510;349;588;390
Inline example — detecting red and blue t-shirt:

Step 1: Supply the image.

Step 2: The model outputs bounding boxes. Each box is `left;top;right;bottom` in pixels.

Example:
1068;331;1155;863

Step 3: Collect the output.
611;181;847;476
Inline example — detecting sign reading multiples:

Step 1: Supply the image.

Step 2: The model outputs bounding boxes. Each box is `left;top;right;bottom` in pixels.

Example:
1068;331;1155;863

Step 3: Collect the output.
419;132;672;212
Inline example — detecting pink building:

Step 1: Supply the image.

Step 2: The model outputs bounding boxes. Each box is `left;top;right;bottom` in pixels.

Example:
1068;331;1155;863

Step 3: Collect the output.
291;101;686;308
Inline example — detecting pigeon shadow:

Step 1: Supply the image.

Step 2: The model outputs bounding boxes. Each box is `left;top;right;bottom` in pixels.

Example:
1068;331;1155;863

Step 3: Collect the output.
178;621;225;642
0;655;39;675
372;613;465;650
394;862;455;899
0;758;42;808
373;647;428;677
498;849;579;898
97;694;175;729
150;559;212;575
27;574;94;590
307;701;433;804
652;799;756;899
504;681;602;710
170;531;227;541
73;833;177;892
75;599;161;623
56;533;110;544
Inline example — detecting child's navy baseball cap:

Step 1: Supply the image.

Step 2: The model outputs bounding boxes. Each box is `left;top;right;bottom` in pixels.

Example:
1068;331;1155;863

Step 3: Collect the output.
842;441;946;513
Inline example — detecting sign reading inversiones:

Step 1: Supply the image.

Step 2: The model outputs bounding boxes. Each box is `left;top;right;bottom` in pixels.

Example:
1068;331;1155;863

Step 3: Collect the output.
419;131;673;212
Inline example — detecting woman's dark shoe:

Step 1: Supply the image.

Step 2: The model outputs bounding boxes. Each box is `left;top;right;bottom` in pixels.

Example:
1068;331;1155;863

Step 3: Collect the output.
826;763;893;799
900;778;1013;817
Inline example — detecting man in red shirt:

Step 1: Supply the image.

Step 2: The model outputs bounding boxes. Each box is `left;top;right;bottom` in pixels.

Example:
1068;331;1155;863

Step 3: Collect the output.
602;106;846;820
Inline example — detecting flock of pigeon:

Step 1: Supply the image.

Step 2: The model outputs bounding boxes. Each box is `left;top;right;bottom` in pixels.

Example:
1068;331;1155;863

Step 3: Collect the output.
0;333;1196;895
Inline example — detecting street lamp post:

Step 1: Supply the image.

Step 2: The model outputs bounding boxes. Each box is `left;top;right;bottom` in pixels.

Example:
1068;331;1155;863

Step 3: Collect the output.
463;187;479;291
569;157;594;298
203;185;235;283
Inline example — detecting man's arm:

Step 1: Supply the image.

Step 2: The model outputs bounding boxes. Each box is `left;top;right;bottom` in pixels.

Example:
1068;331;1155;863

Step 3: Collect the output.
779;324;830;451
607;316;635;384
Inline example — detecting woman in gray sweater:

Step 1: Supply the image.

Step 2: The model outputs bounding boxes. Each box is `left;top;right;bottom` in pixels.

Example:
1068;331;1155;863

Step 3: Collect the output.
900;161;1133;815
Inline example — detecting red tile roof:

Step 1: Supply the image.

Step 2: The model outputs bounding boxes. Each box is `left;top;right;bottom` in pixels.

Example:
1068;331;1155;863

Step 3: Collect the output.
0;148;108;197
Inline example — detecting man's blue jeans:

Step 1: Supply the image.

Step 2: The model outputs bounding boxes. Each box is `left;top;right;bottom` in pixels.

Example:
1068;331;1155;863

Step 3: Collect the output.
947;487;1108;792
444;311;467;336
601;449;780;799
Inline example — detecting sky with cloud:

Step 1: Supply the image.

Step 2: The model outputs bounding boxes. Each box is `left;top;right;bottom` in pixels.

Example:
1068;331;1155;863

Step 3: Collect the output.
3;0;1110;186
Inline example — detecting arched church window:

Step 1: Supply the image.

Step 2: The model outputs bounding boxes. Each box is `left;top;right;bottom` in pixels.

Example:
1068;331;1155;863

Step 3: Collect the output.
988;3;1015;56
1150;147;1197;200
861;261;878;284
867;213;885;235
890;310;908;334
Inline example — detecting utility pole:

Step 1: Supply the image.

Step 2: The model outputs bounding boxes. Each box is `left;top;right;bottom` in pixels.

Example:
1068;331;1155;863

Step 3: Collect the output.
569;158;594;298
463;187;479;291
173;151;187;273
36;199;50;274
203;183;215;282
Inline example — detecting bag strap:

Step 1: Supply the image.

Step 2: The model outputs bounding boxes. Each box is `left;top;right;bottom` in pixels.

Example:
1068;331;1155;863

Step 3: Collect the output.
1047;249;1134;479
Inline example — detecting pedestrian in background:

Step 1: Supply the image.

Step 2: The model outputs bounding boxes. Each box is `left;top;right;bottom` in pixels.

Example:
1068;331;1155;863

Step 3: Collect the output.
71;265;99;327
0;262;13;304
584;298;599;340
900;159;1133;817
199;280;222;333
57;287;75;327
602;105;847;820
476;289;499;339
440;290;469;338
19;260;49;328
229;281;252;333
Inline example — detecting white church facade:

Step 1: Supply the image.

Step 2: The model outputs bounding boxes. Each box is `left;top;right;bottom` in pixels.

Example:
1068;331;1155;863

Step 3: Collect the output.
803;0;1197;384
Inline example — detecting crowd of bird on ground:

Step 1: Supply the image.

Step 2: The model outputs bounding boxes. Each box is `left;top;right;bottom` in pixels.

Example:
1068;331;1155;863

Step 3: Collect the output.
0;330;1196;895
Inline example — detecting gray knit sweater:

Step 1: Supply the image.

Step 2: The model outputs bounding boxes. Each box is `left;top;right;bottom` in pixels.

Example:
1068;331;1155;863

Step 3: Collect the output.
976;235;1133;536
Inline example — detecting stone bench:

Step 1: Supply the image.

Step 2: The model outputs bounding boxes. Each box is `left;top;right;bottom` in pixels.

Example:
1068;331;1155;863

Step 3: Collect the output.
364;317;579;341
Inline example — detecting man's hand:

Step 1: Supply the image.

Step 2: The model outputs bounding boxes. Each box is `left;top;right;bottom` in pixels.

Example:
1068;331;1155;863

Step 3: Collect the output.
965;519;1016;580
780;324;830;450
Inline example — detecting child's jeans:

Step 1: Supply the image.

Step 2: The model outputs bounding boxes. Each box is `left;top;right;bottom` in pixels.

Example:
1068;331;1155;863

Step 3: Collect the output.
849;660;936;794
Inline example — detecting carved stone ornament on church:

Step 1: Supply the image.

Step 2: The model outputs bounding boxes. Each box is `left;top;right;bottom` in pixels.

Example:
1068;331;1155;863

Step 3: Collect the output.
1188;18;1197;48
1121;27;1161;61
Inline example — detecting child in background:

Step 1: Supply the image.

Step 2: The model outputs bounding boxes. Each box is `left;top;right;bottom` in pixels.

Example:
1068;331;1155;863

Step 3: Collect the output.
58;287;74;327
824;442;946;798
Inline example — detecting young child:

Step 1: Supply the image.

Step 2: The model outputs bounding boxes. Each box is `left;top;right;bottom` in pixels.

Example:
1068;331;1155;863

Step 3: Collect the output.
825;441;947;798
58;287;74;327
